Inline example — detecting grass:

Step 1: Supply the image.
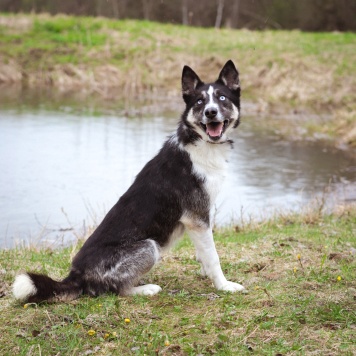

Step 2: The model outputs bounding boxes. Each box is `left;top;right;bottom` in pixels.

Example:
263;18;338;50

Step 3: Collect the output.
0;206;355;355
0;13;355;146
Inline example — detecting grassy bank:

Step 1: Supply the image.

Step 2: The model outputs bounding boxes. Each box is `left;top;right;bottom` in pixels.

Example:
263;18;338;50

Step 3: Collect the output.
0;207;355;355
0;13;355;147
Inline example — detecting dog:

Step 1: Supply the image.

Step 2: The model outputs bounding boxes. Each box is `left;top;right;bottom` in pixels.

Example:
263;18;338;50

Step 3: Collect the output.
13;60;245;303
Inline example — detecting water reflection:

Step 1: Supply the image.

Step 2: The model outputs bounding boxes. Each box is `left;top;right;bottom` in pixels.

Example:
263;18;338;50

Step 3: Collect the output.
0;109;355;247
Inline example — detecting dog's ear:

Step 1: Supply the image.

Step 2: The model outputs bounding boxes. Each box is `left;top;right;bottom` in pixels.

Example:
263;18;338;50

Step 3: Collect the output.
217;60;240;92
182;65;203;102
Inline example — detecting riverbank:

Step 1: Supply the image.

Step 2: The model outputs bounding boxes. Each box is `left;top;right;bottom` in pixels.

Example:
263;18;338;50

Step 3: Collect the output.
0;13;355;147
0;206;355;354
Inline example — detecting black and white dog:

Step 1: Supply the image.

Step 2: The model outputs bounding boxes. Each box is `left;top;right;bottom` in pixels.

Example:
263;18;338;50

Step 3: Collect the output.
13;60;245;303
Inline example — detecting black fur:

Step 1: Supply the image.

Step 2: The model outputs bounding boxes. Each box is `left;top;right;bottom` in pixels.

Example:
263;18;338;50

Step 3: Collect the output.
69;140;209;296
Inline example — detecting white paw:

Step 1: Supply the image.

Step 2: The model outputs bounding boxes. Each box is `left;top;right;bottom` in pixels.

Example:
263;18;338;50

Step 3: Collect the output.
129;284;162;296
218;281;245;293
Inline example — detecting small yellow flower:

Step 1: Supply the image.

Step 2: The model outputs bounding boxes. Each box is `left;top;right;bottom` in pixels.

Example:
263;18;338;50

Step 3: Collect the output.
293;267;298;273
23;304;28;309
297;254;301;260
164;340;170;346
112;331;117;337
98;304;102;307
337;276;342;281
254;286;260;290
104;333;110;339
124;318;130;323
87;329;96;336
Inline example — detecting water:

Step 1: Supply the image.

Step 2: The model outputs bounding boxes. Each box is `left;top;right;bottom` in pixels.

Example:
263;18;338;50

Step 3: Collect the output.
0;104;355;248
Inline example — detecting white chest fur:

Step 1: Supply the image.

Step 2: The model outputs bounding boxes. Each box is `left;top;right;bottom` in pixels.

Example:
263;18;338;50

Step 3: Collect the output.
185;141;231;205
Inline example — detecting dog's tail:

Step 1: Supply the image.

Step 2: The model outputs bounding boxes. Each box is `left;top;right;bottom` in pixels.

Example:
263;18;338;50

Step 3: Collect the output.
13;271;82;303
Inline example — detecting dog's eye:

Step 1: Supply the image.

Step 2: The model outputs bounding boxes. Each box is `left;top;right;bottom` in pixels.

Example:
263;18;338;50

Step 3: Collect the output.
197;99;203;105
219;95;226;101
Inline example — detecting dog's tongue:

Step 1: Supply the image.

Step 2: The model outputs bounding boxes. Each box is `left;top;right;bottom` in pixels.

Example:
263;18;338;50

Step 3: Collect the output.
206;122;223;137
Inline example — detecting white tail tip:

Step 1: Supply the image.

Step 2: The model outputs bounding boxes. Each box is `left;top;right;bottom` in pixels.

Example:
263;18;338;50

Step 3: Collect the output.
13;273;37;301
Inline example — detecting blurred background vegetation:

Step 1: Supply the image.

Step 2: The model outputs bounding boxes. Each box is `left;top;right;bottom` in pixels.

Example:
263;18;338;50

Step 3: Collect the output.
0;0;355;146
1;0;355;31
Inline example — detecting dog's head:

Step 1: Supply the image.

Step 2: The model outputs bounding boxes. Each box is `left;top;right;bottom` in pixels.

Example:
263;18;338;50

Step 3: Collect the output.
180;60;240;144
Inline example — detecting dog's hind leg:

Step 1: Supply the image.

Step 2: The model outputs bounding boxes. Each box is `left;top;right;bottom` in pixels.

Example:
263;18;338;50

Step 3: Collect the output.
82;239;162;297
120;239;162;296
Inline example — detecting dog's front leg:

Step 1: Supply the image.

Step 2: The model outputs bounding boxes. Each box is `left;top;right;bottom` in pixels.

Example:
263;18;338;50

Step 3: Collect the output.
196;250;207;277
187;227;245;292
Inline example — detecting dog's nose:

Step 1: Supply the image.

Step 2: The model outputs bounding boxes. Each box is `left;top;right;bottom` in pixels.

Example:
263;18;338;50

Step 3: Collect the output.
205;108;218;119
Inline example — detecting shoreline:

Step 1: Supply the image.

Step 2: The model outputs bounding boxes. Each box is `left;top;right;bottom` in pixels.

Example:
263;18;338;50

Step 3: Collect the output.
0;13;355;147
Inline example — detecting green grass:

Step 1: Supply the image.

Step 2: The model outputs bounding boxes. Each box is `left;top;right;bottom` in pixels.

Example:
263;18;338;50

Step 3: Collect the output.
0;208;355;355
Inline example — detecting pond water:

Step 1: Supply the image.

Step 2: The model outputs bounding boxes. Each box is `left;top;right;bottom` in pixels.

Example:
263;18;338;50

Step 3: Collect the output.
0;97;355;248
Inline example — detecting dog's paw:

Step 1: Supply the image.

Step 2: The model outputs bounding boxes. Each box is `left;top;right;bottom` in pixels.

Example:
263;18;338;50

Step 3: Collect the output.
218;281;245;293
129;284;162;296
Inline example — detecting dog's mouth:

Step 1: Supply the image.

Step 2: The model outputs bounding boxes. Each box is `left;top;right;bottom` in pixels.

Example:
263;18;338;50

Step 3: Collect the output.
200;120;229;141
